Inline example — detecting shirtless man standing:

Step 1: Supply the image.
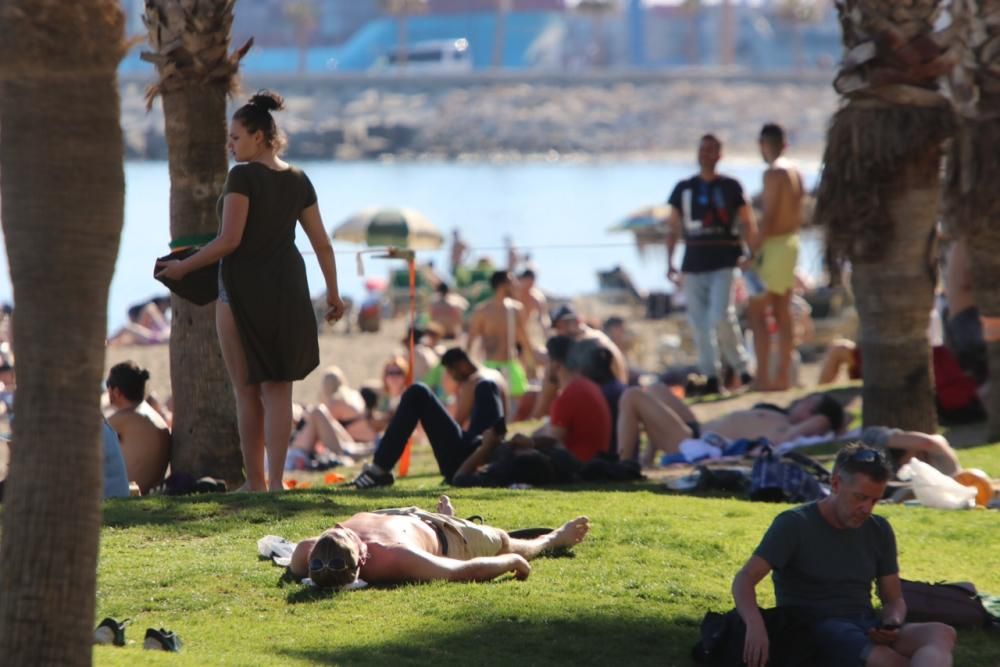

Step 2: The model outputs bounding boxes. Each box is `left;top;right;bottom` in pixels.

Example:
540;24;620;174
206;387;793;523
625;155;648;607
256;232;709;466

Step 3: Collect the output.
290;495;590;586
105;361;171;494
515;269;550;339
429;282;469;340
467;271;536;405
747;123;804;391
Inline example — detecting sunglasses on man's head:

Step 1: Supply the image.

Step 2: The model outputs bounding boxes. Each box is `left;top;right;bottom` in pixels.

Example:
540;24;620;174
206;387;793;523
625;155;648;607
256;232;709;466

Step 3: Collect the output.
310;557;351;573
848;449;885;465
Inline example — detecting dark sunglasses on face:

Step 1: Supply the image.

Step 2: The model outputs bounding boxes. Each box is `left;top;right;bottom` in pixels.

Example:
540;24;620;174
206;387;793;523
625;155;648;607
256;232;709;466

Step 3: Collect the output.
849;449;884;465
310;557;351;573
385;368;405;377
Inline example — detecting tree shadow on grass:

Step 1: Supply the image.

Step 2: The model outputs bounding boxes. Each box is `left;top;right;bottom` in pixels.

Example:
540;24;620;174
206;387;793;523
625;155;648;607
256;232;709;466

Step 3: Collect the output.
101;488;425;530
269;611;1000;667
272;613;696;667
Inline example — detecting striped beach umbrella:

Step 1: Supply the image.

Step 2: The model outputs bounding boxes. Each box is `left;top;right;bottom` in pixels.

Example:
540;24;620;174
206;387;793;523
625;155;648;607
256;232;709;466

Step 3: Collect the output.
332;207;443;250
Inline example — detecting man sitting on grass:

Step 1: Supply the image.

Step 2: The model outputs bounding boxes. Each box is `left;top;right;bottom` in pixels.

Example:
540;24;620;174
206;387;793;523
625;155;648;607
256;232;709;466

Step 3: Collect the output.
290;495;589;586
350;348;506;488
732;442;956;667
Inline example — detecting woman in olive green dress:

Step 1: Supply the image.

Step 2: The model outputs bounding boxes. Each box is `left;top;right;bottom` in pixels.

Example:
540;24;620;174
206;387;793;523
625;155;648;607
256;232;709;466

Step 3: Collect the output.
156;91;345;492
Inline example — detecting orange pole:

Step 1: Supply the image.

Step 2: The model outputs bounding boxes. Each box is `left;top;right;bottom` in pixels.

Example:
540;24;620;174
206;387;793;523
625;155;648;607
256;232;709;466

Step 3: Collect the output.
398;256;417;477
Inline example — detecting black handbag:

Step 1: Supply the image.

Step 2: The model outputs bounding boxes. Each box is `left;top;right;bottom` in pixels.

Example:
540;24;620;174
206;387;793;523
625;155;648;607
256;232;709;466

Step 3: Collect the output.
153;247;218;306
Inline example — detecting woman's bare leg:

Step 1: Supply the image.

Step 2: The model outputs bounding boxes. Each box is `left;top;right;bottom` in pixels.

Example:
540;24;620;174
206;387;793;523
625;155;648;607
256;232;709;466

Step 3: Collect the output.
617;387;694;464
645;383;699;424
261;380;293;492
313;404;372;458
818;339;855;385
217;303;265;491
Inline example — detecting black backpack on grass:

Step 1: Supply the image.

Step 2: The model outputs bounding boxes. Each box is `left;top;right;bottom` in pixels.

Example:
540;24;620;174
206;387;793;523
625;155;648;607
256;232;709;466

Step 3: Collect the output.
692;607;819;666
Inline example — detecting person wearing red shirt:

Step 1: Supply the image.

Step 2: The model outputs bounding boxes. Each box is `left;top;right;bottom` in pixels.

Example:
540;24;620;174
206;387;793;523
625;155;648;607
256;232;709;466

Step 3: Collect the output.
535;335;611;463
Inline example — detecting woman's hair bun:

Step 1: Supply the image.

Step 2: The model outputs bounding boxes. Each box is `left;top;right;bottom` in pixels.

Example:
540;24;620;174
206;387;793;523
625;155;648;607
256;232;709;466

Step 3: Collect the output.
140;369;151;381
248;90;285;112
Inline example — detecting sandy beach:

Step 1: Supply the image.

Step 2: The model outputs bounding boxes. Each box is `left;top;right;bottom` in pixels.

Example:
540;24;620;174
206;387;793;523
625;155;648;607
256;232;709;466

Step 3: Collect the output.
104;296;825;423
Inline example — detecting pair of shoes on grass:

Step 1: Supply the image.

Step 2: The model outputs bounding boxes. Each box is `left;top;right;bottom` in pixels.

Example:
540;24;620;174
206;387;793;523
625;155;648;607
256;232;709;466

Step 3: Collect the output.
94;617;181;652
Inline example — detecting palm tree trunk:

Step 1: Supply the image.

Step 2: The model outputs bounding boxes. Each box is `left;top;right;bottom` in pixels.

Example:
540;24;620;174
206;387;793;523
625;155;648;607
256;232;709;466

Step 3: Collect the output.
493;0;510;69
142;0;249;487
0;2;125;662
944;1;1000;439
966;235;1000;439
947;121;1000;438
816;0;954;431
398;14;410;69
850;156;940;432
161;88;242;484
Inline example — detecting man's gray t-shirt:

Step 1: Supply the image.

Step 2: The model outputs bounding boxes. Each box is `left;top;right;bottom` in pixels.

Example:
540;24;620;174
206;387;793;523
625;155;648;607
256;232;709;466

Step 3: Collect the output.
754;502;898;618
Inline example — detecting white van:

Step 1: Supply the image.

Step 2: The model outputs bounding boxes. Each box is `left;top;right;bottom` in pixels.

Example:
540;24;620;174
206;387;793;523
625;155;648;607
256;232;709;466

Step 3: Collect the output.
373;39;473;74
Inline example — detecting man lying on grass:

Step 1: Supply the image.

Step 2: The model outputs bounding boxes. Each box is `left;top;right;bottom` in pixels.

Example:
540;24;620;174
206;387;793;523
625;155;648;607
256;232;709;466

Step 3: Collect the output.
289;495;590;586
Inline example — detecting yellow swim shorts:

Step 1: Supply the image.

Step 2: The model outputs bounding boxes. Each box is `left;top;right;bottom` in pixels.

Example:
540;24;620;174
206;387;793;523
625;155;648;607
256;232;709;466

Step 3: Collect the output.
754;233;799;295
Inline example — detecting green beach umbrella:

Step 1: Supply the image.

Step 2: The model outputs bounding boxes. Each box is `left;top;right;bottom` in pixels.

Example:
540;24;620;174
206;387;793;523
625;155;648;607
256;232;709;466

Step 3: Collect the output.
332;207;443;250
608;204;671;233
609;204;672;258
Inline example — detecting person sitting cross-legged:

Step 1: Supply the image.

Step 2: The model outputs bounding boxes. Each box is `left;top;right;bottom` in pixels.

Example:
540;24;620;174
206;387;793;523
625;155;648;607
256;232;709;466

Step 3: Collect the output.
732;442;957;667
290;495;589;586
349;347;506;489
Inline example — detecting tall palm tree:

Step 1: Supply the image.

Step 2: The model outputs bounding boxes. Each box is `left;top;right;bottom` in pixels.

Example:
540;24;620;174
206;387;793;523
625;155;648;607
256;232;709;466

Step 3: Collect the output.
576;0;619;68
381;0;429;70
285;1;319;75
777;0;824;69
682;0;702;66
0;1;125;662
142;0;251;486
494;0;512;69
944;0;1000;438
816;0;955;431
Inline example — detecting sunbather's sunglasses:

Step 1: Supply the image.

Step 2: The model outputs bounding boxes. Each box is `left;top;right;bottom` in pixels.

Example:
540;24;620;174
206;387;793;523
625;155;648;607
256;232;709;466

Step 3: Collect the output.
310;557;352;573
848;449;885;465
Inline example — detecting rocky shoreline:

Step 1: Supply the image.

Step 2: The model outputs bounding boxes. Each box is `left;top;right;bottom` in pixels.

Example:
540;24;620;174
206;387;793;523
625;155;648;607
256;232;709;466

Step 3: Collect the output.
121;71;839;161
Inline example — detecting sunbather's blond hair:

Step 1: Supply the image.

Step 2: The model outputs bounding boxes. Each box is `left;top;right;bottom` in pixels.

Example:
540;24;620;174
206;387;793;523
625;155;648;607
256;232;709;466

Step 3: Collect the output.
308;528;362;589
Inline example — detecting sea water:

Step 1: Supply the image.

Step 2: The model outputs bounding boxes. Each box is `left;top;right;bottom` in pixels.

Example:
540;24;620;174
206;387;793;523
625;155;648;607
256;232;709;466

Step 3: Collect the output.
0;158;823;331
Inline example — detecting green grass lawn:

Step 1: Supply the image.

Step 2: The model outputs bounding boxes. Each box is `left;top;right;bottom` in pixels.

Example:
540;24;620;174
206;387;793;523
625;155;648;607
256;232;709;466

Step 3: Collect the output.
89;442;1000;666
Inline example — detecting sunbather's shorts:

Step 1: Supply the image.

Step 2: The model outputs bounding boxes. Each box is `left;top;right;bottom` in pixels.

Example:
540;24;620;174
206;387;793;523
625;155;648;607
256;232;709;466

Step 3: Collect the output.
860;426;901;451
810;613;879;666
373;508;505;560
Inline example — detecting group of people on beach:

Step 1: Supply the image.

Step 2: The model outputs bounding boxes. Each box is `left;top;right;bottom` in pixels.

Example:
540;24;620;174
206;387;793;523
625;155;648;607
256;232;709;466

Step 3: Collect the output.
12;90;966;664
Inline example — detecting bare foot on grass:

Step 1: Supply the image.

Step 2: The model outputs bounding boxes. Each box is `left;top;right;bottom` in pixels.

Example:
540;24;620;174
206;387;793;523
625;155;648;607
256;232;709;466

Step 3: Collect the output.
547;516;590;550
437;495;455;517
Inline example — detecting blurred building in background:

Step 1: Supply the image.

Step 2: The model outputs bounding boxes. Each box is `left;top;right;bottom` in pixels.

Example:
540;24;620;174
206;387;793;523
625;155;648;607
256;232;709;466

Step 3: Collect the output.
119;0;840;75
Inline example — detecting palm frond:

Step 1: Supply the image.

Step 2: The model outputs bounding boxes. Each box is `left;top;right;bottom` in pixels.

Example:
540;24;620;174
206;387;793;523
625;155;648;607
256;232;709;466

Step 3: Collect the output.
140;0;250;108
